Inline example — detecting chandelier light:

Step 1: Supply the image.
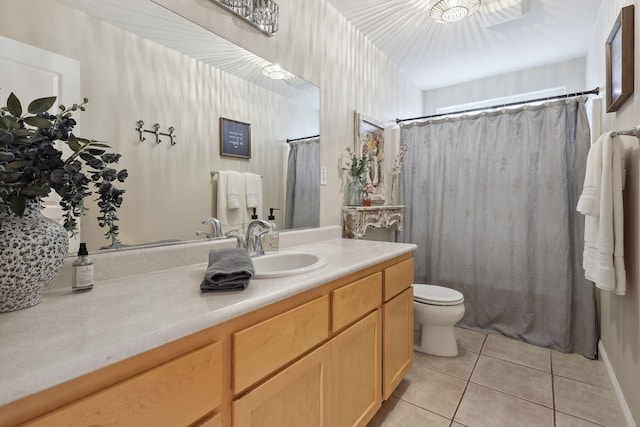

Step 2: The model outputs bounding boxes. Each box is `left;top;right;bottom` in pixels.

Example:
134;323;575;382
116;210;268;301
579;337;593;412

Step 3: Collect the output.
430;0;482;24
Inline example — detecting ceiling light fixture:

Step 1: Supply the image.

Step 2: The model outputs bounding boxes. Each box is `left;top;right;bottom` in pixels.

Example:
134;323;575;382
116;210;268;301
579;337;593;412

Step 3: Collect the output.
262;63;290;80
430;0;482;24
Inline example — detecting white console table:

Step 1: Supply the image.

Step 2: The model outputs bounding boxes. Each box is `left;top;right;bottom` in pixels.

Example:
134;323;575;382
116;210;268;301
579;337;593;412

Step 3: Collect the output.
342;205;406;239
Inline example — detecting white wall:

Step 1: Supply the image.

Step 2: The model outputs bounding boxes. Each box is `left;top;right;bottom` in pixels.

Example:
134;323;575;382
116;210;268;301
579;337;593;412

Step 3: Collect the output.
0;0;319;248
422;57;587;115
587;1;640;425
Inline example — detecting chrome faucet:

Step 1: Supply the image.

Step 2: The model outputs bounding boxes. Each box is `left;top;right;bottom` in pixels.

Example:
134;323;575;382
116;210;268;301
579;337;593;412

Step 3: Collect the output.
241;219;272;257
196;217;222;239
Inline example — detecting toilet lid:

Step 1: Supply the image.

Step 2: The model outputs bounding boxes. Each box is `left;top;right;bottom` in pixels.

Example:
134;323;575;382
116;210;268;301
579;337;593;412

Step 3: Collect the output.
413;284;464;305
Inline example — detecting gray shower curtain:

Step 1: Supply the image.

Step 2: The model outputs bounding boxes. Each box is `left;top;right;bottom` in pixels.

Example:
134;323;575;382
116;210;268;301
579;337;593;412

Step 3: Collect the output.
398;98;598;358
285;137;320;229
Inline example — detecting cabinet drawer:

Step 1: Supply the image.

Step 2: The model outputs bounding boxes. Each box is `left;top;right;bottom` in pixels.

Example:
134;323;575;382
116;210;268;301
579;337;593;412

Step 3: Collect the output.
233;296;330;393
383;258;414;302
331;273;381;332
26;342;223;427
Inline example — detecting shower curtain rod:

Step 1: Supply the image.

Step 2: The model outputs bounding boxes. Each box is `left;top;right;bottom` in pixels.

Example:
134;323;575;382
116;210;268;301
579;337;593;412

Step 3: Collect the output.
286;134;320;143
395;87;600;124
210;170;263;178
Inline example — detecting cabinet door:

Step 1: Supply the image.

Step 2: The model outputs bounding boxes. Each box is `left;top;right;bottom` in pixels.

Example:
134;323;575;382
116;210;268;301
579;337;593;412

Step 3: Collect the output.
233;344;331;427
383;287;414;399
331;310;382;427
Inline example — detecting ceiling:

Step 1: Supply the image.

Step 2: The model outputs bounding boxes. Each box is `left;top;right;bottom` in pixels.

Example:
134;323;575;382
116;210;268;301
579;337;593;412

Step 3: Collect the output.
326;0;602;91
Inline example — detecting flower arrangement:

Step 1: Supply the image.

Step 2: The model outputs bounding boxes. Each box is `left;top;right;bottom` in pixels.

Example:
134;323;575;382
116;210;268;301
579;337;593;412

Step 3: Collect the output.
343;147;372;178
0;93;128;246
364;183;375;194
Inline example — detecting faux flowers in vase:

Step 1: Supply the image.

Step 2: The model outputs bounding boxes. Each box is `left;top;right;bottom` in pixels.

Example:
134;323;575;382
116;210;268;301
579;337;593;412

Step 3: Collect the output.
363;183;375;206
342;147;372;206
0;92;128;312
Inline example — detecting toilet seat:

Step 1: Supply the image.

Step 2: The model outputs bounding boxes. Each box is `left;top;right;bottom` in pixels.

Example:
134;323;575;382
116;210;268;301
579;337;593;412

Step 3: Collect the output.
413;284;464;306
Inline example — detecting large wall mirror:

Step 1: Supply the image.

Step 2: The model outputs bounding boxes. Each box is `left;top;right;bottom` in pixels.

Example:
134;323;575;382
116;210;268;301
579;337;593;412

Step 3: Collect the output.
0;0;320;251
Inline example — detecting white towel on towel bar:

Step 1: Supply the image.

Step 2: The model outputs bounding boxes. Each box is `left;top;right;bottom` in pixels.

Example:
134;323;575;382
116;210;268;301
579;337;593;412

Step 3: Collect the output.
577;133;626;295
242;172;263;227
215;171;244;232
245;173;262;208
226;171;243;209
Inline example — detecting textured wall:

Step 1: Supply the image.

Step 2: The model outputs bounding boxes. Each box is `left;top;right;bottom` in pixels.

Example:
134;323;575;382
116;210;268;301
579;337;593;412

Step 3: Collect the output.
422;57;587;115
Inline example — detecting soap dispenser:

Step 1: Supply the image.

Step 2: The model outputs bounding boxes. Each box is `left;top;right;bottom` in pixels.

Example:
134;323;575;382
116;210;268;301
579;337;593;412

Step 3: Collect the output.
251;208;258;219
262;208;280;252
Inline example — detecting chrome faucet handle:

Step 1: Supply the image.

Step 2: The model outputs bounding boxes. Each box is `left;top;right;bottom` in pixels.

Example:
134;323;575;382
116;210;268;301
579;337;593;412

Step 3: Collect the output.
224;228;240;236
201;217;223;237
249;230;270;256
244;219;272;257
195;230;213;239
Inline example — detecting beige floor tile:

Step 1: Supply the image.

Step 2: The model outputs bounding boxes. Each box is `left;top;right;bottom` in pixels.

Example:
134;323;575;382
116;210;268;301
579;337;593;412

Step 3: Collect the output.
451;423;467;427
554;376;621;427
455;327;487;353
481;333;551;372
413;347;480;380
470;355;553;407
366;396;450;427
555;411;608;427
551;350;609;388
454;383;554;427
392;364;467;419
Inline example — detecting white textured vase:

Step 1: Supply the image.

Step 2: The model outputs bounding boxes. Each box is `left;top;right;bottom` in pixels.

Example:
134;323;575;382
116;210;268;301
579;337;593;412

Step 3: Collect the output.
0;202;69;312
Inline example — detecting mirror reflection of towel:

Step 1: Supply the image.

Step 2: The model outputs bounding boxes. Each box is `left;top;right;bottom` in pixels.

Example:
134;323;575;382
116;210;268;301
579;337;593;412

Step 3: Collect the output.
245;172;262;208
227;171;243;209
201;248;254;291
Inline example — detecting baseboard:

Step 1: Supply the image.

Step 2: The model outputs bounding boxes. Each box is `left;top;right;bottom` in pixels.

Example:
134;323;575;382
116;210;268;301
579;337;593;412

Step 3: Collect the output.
598;340;637;427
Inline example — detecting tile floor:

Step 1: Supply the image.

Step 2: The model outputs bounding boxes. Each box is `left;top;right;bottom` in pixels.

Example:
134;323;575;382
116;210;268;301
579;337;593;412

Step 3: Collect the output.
368;328;623;427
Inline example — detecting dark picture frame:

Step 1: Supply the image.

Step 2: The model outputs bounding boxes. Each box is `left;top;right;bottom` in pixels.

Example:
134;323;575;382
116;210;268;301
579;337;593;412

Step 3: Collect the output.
220;117;251;158
606;5;634;113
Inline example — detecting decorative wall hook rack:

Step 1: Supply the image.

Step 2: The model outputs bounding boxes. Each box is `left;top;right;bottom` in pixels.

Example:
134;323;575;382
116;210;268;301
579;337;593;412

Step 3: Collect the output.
136;120;176;146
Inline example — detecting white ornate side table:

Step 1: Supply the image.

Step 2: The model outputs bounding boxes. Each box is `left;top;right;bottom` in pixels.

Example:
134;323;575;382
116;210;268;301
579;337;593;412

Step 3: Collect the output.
341;205;406;239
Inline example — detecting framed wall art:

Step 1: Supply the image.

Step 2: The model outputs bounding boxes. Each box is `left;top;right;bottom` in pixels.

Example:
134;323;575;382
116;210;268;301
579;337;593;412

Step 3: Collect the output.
606;5;634;113
355;111;385;204
220;117;251;158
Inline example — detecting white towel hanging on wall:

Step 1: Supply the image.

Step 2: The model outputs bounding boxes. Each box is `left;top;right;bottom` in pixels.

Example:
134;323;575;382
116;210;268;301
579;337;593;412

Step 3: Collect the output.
215;171;244;233
577;133;627;295
243;172;263;227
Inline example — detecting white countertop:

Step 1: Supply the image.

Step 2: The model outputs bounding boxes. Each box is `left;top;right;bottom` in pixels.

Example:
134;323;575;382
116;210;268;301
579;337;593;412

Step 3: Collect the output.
0;235;416;407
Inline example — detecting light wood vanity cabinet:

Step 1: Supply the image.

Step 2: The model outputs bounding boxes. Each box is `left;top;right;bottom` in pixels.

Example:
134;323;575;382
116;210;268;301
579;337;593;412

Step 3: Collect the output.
8;254;414;427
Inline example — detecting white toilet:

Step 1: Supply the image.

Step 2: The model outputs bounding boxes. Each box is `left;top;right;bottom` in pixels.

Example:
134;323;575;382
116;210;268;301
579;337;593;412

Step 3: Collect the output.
413;284;465;357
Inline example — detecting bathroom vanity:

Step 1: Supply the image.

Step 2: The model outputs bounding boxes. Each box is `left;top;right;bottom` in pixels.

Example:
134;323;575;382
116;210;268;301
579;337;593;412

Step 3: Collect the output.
0;228;415;427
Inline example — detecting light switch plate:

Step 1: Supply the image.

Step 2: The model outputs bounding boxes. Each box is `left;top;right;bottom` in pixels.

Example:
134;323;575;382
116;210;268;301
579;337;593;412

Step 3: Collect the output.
320;167;327;185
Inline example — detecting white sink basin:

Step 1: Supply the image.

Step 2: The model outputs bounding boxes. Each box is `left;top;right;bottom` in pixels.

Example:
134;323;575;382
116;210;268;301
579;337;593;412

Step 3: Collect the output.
252;251;328;278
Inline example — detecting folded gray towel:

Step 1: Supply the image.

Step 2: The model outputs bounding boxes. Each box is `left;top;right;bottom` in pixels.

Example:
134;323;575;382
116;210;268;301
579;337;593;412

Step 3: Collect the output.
201;248;255;291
